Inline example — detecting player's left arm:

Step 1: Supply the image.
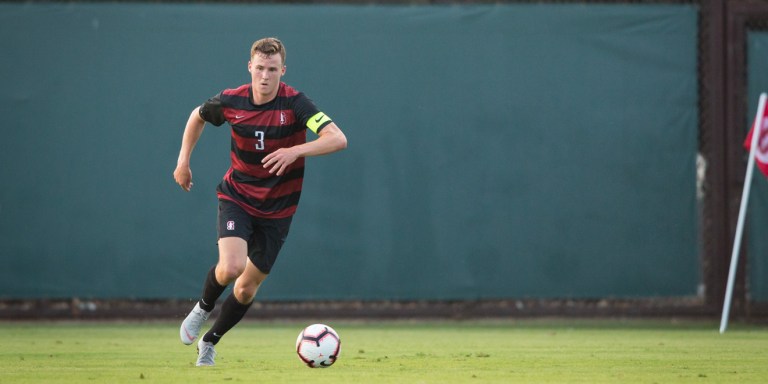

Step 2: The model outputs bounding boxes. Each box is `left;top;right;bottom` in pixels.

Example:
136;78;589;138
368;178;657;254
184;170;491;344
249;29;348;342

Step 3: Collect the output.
262;121;347;176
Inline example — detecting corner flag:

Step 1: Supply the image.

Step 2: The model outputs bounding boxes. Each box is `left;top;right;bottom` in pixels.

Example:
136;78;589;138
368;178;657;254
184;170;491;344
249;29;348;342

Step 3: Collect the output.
720;92;768;334
744;101;768;178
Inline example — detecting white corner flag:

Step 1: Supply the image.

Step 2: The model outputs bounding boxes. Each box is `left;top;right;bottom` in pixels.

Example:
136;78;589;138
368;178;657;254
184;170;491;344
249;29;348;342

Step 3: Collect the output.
720;92;768;334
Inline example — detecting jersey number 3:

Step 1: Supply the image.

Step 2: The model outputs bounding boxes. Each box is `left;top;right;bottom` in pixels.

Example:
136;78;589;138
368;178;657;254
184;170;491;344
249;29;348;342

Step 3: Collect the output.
254;131;265;151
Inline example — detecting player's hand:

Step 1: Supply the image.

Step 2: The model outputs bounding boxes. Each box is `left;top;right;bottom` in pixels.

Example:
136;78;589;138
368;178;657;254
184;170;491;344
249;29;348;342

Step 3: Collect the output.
262;148;299;176
173;165;194;191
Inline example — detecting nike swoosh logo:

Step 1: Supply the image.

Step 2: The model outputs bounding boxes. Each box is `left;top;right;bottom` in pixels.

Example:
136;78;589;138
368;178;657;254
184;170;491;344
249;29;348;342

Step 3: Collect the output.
183;326;195;341
314;114;325;123
235;115;246;119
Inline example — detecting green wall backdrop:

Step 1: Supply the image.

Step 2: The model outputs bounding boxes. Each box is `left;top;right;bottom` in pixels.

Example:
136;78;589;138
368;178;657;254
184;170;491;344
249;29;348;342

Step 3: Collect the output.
0;3;699;300
747;32;768;302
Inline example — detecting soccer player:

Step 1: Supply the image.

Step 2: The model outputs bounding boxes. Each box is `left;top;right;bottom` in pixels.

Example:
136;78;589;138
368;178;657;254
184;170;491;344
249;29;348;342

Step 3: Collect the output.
173;37;347;366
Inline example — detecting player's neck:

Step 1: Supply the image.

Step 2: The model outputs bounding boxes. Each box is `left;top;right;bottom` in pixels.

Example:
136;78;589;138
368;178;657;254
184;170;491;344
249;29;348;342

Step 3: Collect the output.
250;83;280;106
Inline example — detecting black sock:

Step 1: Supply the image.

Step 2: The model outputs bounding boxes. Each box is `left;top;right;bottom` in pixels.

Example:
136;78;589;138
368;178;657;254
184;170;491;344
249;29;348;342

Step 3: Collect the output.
199;266;226;312
202;293;252;345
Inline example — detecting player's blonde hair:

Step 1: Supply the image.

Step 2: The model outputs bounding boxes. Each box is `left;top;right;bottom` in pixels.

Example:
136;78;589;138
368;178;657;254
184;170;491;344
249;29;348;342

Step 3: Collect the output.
251;37;286;65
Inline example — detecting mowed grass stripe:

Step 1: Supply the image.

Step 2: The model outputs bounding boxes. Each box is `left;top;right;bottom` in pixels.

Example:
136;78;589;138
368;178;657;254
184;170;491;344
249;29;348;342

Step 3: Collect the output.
0;320;766;383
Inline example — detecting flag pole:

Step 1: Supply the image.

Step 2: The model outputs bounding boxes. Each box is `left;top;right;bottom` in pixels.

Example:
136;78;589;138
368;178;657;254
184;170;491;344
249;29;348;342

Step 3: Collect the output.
720;92;767;334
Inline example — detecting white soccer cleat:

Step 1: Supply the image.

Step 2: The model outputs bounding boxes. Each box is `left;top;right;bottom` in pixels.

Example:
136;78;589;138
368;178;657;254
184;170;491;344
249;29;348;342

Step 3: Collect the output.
196;338;217;366
180;302;211;345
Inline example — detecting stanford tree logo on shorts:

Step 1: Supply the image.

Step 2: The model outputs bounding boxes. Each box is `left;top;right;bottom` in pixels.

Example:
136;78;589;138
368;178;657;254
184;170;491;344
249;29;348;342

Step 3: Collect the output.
227;221;235;231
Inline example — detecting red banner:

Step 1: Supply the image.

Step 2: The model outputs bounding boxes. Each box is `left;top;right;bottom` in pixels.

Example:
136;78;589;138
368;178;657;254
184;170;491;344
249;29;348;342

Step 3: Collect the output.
744;101;768;178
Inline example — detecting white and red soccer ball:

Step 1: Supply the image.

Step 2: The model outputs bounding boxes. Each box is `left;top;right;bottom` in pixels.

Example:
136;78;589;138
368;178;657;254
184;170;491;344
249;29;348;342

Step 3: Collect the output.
295;323;341;368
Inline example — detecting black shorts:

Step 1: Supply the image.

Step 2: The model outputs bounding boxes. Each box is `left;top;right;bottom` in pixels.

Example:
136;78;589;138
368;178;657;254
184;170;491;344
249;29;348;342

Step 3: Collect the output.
217;199;293;274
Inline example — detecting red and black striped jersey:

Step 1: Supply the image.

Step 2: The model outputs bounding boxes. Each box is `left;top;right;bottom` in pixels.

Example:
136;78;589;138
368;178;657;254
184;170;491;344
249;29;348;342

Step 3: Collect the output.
199;82;332;218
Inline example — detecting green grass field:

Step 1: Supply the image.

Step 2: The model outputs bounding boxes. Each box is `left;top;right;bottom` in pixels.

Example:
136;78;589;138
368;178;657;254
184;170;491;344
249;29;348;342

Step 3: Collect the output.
1;319;766;383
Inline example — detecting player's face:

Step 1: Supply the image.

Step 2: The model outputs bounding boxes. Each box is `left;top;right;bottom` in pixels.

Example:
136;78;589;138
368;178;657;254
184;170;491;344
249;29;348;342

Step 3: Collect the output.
248;53;285;99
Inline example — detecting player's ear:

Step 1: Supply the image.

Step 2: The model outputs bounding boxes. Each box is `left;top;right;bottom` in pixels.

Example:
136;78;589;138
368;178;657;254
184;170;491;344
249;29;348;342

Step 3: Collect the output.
281;65;286;76
247;60;252;73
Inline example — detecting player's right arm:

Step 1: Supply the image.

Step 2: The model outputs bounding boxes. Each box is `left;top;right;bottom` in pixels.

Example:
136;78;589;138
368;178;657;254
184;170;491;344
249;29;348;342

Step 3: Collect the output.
173;106;206;192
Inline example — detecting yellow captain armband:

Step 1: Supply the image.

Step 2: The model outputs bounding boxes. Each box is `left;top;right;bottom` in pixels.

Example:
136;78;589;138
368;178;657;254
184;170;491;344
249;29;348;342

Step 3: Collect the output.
307;112;332;134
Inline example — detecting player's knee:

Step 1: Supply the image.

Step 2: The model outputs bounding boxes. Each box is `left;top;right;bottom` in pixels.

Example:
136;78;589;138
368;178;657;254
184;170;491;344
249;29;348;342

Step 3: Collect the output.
216;263;245;283
233;284;257;304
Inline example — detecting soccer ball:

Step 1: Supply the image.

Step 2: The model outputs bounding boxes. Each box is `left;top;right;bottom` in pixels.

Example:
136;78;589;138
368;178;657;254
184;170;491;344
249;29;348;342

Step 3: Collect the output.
295;323;341;368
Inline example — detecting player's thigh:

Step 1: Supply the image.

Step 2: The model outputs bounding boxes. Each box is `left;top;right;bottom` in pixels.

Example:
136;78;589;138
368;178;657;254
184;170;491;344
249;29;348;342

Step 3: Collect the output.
216;199;253;277
217;237;249;281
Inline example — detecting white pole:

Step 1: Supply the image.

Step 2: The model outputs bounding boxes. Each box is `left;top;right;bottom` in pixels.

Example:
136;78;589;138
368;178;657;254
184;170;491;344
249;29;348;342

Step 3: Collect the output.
719;92;767;334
